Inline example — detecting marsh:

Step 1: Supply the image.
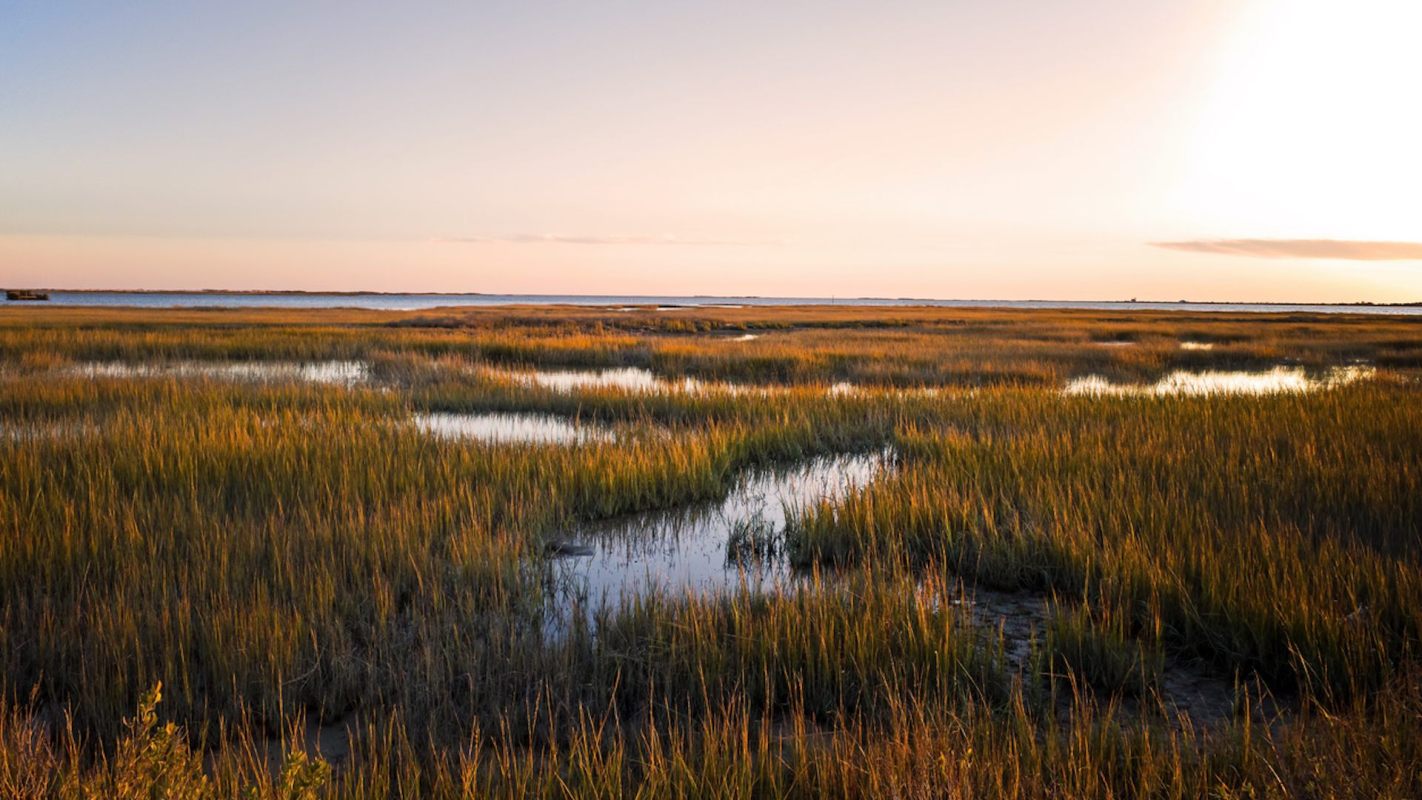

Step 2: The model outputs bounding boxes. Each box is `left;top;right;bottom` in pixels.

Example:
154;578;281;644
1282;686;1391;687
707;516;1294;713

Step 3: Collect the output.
1;304;1419;797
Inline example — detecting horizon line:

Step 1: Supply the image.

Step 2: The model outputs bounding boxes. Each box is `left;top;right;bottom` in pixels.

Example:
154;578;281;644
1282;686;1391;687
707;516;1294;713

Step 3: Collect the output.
6;287;1421;308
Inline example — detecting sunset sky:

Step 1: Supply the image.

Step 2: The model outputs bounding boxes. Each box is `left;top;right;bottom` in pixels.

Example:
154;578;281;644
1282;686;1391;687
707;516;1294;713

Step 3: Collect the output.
3;1;1421;301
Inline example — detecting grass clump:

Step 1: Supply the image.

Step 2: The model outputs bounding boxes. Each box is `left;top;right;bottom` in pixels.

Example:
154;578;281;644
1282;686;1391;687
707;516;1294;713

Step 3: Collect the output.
724;512;781;565
1041;599;1164;697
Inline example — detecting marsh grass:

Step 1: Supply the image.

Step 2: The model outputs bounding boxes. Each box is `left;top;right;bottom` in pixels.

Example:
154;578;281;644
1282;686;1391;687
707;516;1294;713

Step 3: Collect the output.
1042;599;1165;697
7;303;1421;387
1;305;1419;796
9;670;1421;798
790;384;1422;701
724;513;781;566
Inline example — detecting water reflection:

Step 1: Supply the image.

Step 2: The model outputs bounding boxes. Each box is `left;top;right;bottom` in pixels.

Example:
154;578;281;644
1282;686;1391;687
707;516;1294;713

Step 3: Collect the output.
71;360;369;386
487;365;765;395
411;411;615;445
0;421;97;442
520;366;692;392
489;366;898;400
549;451;891;617
1065;366;1373;396
486;365;919;398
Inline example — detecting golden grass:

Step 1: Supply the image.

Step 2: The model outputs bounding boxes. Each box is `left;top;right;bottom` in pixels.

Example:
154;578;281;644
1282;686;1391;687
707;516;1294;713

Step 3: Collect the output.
0;305;1419;797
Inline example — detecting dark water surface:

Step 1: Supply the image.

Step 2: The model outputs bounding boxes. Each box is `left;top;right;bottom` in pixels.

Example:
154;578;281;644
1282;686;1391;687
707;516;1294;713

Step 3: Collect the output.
16;291;1422;315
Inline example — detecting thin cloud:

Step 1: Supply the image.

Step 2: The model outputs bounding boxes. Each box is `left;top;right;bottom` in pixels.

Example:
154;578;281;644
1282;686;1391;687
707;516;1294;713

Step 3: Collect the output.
439;234;781;246
1151;239;1422;261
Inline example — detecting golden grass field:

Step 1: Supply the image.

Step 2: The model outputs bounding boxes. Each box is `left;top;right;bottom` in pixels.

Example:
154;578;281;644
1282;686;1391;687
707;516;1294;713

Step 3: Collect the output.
1;303;1419;798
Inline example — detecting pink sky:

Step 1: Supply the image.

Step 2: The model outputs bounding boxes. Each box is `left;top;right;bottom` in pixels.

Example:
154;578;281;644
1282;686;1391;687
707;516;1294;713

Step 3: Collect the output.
3;1;1420;301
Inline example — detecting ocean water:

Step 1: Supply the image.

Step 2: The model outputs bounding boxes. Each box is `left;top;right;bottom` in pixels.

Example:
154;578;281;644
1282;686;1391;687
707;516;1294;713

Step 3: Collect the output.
11;291;1422;315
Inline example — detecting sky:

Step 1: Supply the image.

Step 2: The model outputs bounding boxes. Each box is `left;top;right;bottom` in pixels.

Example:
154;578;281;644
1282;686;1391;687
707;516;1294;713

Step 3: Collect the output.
3;0;1421;301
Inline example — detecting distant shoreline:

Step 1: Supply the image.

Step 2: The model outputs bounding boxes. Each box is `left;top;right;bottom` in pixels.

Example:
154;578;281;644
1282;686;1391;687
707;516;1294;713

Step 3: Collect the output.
9;288;1422;308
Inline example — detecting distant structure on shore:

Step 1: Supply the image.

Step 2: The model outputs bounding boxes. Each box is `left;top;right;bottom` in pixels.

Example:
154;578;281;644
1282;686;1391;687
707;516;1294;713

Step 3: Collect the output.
5;290;50;301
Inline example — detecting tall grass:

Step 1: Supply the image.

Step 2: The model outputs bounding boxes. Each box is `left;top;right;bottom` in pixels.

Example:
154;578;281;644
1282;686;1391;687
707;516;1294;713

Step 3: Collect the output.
1;304;1419;796
788;384;1422;699
1042;598;1164;697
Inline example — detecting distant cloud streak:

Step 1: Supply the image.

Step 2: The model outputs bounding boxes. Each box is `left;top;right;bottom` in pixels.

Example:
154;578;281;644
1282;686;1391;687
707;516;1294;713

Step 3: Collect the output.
1151;239;1422;261
440;234;781;246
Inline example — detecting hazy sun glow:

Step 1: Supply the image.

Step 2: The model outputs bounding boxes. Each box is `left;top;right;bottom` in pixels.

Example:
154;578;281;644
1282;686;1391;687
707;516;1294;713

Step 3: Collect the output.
1174;0;1422;241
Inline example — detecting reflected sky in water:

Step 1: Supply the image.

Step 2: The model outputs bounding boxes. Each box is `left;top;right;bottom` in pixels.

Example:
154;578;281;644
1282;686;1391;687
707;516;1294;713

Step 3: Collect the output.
548;451;891;620
1065;366;1373;396
70;360;369;386
412;411;616;445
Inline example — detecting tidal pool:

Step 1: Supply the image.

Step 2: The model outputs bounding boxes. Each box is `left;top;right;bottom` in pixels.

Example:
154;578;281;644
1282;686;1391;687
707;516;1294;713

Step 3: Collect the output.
1065;365;1373;396
71;360;369;386
0;420;97;442
1179;341;1215;351
486;365;930;398
411;411;616;445
548;451;891;614
519;366;692;392
479;365;705;393
486;365;779;396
